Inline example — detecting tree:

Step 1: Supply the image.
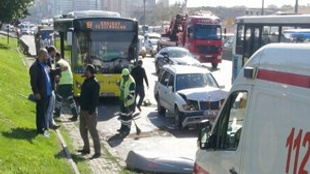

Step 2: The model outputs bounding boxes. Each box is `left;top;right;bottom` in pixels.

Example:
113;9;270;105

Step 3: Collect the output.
0;0;34;28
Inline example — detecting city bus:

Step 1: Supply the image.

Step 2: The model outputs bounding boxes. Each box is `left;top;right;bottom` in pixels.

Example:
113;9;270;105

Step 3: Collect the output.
232;14;310;81
53;10;139;97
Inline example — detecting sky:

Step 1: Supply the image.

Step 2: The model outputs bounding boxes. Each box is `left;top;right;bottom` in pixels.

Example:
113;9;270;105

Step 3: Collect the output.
169;0;310;8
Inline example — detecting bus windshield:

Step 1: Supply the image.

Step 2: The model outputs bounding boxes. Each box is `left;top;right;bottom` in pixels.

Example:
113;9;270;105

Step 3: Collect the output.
194;24;221;40
77;31;135;61
74;31;136;73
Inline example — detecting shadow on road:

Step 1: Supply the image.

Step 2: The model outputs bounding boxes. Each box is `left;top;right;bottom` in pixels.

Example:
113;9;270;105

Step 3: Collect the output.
97;97;120;122
107;133;127;147
146;111;197;138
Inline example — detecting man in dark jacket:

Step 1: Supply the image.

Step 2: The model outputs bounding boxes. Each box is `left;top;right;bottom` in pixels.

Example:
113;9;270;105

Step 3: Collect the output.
130;60;149;111
77;64;101;158
29;49;52;137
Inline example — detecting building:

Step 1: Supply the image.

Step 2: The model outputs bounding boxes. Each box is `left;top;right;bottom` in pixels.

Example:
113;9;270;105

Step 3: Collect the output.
157;0;169;8
53;0;102;15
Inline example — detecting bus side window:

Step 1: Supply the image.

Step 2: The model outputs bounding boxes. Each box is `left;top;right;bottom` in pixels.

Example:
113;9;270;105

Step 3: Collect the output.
235;25;244;54
244;28;251;57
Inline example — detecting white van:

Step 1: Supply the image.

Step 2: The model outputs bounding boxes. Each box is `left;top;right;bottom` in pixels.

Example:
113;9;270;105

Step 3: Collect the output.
194;43;310;174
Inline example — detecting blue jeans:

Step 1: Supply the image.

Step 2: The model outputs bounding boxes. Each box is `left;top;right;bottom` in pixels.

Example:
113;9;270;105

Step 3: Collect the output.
46;91;56;128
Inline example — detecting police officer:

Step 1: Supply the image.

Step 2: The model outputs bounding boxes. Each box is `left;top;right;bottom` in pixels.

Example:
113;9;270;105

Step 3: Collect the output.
118;68;136;135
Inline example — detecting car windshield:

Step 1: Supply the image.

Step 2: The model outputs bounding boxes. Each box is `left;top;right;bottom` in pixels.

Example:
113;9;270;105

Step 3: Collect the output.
176;73;218;91
168;49;191;58
194;24;222;40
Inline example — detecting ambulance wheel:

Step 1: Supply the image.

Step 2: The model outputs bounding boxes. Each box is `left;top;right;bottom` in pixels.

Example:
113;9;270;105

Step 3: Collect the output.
212;63;218;69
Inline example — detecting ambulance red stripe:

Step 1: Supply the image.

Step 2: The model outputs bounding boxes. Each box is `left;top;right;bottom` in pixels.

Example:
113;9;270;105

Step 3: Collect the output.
257;69;310;88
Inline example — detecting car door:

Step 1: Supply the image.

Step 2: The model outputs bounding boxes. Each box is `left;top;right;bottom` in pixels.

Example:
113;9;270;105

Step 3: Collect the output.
158;70;171;108
164;73;176;112
196;87;251;174
157;49;168;69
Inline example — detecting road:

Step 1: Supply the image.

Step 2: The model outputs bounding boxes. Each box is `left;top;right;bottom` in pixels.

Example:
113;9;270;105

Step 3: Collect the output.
20;34;233;167
96;56;232;163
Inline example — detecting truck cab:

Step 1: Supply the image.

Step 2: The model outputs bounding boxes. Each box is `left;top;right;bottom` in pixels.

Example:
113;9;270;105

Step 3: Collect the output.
195;43;310;174
158;13;223;69
178;14;223;69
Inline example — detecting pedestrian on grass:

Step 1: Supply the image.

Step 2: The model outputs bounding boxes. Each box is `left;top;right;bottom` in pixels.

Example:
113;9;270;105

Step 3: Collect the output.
46;46;61;129
29;48;52;137
130;60;149;112
117;68;136;135
77;65;101;158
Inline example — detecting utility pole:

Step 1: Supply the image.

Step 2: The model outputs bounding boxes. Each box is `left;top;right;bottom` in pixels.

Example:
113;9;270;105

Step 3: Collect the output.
295;0;298;13
261;0;264;15
143;0;146;35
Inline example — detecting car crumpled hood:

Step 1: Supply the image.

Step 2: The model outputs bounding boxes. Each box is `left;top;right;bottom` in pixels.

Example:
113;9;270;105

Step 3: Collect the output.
177;87;228;101
170;56;200;65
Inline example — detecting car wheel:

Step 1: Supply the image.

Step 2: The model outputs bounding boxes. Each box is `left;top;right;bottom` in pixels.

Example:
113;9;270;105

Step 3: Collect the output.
156;95;166;116
142;53;146;58
174;106;183;129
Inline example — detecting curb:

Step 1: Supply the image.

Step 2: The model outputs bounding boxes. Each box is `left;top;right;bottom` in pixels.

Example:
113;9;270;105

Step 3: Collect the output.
55;129;81;174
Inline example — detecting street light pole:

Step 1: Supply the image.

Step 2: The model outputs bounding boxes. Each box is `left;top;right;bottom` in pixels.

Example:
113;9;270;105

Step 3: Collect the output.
295;0;298;13
143;0;146;35
261;0;264;15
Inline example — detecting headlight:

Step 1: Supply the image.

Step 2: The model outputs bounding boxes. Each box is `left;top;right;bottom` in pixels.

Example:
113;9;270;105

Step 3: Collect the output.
217;55;222;59
182;100;198;111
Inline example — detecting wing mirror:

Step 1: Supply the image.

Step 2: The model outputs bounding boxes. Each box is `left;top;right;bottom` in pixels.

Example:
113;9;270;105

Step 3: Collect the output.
197;119;215;150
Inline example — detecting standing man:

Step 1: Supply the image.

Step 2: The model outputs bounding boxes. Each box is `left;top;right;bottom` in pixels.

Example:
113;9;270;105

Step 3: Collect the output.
54;52;78;121
29;48;52;137
77;65;101;158
118;68;136;135
46;46;61;129
130;60;149;112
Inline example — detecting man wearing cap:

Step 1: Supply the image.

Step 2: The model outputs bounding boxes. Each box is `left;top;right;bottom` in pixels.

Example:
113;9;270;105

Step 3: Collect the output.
77;64;101;158
117;68;136;135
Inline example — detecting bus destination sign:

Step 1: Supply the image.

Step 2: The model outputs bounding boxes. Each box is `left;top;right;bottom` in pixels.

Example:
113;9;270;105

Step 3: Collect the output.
78;19;134;31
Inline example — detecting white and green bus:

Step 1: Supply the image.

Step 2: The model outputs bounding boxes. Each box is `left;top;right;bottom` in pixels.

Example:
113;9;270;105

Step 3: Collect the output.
232;14;310;81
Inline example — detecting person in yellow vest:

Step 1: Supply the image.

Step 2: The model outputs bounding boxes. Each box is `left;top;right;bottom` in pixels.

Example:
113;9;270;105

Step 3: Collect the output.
54;52;78;121
117;68;136;135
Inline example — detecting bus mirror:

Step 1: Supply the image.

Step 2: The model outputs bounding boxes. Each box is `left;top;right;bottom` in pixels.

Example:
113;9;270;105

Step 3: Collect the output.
67;31;73;46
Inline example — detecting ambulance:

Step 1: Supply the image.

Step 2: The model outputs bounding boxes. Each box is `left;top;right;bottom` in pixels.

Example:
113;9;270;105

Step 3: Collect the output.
194;43;310;174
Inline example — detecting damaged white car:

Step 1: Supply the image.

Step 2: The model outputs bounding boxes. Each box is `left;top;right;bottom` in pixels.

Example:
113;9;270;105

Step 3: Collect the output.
154;65;228;129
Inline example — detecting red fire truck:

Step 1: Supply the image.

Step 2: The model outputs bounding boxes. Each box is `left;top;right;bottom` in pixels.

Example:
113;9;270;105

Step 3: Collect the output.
158;13;223;68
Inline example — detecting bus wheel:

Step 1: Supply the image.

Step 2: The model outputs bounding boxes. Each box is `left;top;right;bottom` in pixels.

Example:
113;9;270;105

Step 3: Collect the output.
211;63;218;69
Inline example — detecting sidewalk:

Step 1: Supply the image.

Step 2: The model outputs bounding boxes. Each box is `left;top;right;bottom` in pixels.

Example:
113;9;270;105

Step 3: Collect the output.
56;114;124;174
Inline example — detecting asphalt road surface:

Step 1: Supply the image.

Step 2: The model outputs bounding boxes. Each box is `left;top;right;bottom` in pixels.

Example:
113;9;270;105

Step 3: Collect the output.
96;56;232;162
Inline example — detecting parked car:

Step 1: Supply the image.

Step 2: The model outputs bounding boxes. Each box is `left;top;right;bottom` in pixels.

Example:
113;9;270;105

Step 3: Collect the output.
144;33;161;57
154;64;228;129
138;35;146;58
154;47;200;74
